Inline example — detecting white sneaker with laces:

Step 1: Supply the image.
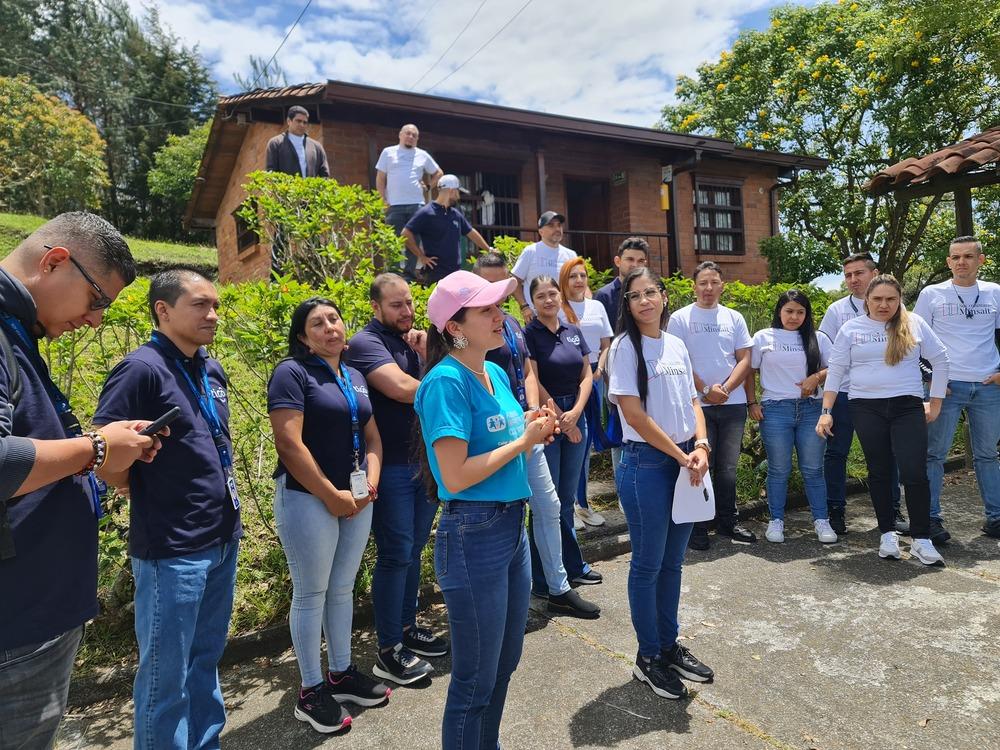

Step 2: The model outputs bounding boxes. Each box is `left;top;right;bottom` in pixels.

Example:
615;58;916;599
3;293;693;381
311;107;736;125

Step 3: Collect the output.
574;512;585;532
814;519;838;544
576;505;606;527
910;538;944;566
765;519;784;543
878;531;901;559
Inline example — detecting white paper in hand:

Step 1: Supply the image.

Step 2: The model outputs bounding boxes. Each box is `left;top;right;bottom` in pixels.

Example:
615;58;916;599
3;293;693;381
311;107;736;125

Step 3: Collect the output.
672;469;715;524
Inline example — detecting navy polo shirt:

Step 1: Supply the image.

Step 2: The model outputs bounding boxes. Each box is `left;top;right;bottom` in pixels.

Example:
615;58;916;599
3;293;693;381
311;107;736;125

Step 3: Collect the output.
404;202;473;283
94;334;242;560
595;277;622;331
268;358;373;493
345;318;421;465
524;319;590;399
486;313;530;408
0;272;98;650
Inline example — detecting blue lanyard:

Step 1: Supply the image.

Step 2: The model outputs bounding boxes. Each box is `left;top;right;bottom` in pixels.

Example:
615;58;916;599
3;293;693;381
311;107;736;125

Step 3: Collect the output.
0;312;103;519
314;357;362;469
501;319;527;409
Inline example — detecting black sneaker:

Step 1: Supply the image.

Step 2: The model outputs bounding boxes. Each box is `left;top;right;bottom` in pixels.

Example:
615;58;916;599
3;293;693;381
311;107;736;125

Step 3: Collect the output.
294;683;351;733
717;522;757;544
547;589;600;619
402;626;449;658
983;518;1000;538
688;528;711;550
632;653;687;699
571;569;603;586
662;643;714;683
829;509;847;535
373;644;433;686
327;665;391;707
894;510;910;535
929;518;951;545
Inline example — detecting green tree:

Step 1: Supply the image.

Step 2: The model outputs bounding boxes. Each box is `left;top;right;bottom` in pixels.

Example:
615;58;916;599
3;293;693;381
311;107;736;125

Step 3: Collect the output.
0;75;108;214
148;120;212;209
661;0;1000;281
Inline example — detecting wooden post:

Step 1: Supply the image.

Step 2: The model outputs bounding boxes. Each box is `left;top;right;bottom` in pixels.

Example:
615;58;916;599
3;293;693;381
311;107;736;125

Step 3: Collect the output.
955;186;974;236
535;148;547;217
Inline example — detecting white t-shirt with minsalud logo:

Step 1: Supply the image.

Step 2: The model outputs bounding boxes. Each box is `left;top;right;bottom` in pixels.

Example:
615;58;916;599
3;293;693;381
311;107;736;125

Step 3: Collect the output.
667;303;752;407
511;242;577;307
751;328;831;402
912;279;1000;382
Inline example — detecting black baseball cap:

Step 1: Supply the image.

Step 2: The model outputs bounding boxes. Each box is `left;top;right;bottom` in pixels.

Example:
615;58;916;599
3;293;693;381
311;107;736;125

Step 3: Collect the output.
538;211;566;229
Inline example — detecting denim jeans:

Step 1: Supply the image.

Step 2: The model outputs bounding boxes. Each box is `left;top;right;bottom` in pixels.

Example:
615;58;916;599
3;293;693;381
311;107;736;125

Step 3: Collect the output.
372;463;438;650
274;475;374;686
926;380;1000;522
698;403;747;528
385;204;423;280
760;398;828;521
436;501;530;750
825;391;900;512
849;396;931;538
132;540;239;750
616;442;694;658
576;367;605;509
525;444;571;596
0;625;83;750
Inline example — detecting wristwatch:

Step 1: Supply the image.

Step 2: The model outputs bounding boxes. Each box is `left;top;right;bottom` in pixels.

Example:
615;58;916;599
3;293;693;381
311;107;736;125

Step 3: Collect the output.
821;407;833;416
694;438;711;454
701;385;711;396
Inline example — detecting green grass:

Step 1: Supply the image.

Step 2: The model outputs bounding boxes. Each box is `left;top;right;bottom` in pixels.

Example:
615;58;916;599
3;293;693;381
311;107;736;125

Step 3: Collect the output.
0;212;217;274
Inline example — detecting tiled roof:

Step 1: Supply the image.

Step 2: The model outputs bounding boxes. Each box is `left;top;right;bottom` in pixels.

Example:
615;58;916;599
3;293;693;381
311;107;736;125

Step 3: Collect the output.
218;83;326;107
867;127;1000;193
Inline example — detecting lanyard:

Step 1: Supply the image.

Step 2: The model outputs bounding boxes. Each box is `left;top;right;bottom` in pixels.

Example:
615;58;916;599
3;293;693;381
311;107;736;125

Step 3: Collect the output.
314;357;362;470
848;296;859;314
502;319;527;409
0;312;103;519
952;285;980;319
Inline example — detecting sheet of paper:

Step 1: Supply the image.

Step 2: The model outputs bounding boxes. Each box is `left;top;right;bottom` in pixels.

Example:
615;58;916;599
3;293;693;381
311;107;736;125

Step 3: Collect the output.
672;467;716;524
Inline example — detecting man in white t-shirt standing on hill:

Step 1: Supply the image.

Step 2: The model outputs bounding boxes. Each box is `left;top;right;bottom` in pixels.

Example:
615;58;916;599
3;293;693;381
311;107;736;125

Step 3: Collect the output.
914;236;1000;542
667;261;757;549
818;252;904;536
511;211;577;322
376;124;444;281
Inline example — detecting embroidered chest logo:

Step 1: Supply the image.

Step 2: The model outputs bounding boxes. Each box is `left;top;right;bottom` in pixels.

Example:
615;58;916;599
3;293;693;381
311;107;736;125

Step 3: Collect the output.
211;386;228;403
567;335;581;346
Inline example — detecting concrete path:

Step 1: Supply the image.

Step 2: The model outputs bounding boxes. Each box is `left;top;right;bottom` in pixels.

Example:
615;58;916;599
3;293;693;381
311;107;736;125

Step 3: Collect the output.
57;472;1000;749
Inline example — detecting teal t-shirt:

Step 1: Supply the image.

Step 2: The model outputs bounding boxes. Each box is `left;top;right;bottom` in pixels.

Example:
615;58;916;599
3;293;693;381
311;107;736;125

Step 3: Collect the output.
415;358;530;502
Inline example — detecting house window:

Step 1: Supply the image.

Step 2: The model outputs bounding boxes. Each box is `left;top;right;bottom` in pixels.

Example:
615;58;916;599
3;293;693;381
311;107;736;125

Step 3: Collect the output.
445;169;522;247
694;182;744;254
233;206;258;253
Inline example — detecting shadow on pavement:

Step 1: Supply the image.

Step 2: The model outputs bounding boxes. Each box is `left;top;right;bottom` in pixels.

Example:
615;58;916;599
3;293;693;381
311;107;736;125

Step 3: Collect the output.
568;680;694;747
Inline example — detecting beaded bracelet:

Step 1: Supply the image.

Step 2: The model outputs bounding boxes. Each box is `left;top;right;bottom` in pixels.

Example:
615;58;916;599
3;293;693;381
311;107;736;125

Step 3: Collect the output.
77;431;108;475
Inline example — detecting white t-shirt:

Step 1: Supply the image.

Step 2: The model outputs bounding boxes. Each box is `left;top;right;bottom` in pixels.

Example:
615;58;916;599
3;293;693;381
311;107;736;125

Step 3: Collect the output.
666;303;753;407
608;333;699;444
751;328;831;402
818;294;866;392
912;279;1000;382
511;242;577;306
824;314;950;400
560;299;613;364
375;145;440;205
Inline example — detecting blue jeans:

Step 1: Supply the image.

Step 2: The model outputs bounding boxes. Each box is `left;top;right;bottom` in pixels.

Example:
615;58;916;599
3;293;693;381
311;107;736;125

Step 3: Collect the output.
699;403;747;526
132;540;239;750
274;475;374;686
825;391;900;512
435;501;530;750
385;204;423;280
576;367;605;509
927;380;1000;522
616;442;694;658
525;445;570;596
760;398;828;521
0;625;83;750
372;463;438;650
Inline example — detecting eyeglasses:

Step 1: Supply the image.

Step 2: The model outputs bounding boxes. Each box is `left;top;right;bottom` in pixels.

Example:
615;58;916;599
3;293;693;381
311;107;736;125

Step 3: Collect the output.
624;287;663;303
44;245;113;310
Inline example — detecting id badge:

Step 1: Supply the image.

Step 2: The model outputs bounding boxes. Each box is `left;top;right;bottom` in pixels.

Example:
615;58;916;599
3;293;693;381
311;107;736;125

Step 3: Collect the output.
226;470;241;510
349;469;369;500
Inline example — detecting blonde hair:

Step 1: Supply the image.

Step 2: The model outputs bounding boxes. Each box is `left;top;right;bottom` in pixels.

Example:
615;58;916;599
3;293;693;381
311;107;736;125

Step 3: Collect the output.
558;257;589;324
865;274;914;366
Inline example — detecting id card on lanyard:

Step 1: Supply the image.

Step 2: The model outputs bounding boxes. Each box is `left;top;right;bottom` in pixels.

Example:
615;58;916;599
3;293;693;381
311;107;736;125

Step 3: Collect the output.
314;357;368;499
502;319;527;410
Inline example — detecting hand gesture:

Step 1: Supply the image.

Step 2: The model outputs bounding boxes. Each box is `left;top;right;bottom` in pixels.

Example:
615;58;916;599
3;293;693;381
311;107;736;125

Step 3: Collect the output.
419;254;439;270
685;448;710;486
328;489;360;518
816;414;834;438
796;374;819;399
404;329;428;359
704;384;729;404
522;401;559;447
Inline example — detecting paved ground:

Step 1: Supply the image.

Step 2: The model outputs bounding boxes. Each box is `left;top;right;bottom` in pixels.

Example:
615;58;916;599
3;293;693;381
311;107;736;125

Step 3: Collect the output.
58;472;999;749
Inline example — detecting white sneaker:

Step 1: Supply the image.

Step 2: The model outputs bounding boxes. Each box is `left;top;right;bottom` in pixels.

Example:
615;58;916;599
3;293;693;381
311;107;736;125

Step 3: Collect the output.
574;512;585;532
878;531;901;559
814;519;838;544
910;538;944;566
576;505;606;527
765;519;784;543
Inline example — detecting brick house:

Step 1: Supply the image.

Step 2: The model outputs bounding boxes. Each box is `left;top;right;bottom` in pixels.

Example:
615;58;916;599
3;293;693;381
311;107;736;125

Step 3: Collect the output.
184;80;827;284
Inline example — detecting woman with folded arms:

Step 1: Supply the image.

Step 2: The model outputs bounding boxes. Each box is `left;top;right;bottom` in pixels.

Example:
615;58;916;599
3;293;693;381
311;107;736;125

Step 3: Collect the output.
817;274;949;565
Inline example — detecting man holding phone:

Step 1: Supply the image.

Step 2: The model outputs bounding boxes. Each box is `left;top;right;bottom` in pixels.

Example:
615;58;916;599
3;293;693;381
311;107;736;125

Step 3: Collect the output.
94;269;241;750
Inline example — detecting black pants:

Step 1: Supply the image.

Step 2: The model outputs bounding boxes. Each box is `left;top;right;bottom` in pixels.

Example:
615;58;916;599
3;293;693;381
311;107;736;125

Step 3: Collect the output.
849;396;930;538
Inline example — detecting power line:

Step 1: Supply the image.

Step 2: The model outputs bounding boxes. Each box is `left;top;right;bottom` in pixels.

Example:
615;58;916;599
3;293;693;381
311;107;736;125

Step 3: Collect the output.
248;0;314;92
413;0;442;30
424;0;535;94
409;0;489;91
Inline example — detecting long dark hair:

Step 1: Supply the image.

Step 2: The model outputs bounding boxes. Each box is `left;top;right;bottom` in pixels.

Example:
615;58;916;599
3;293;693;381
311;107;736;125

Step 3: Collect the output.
287;296;343;359
613;268;668;407
771;289;821;376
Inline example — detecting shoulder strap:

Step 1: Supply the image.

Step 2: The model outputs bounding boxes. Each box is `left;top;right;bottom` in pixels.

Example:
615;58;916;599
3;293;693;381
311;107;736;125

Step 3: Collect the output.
0;325;22;409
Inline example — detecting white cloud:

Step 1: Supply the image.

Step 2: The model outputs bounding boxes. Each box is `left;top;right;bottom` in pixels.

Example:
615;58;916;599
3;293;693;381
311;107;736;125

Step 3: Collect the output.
131;0;783;126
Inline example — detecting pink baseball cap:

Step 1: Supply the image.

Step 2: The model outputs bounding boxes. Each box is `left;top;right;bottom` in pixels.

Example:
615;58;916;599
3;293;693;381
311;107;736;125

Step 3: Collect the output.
426;270;516;333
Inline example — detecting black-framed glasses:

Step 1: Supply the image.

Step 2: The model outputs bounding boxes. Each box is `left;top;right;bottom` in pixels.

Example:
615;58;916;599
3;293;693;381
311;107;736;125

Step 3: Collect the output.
44;245;113;310
624;287;663;303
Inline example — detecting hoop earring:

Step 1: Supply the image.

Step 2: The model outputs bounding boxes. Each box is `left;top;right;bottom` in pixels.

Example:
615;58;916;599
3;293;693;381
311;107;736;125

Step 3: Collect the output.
452;334;469;350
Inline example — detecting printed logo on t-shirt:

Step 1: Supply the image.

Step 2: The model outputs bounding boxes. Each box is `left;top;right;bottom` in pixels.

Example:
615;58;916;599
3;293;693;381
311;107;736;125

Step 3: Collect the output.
486;414;508;432
934;302;996;319
691;322;735;334
852;331;888;345
646;358;688;380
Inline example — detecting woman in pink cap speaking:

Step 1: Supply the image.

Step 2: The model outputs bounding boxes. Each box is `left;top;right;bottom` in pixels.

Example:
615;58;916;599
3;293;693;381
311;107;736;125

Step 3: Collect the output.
414;270;559;749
